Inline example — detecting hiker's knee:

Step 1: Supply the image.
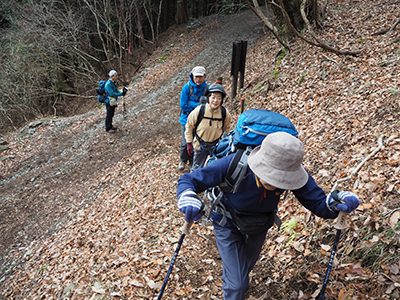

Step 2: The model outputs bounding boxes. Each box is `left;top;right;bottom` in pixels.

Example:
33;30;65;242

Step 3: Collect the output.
223;279;248;300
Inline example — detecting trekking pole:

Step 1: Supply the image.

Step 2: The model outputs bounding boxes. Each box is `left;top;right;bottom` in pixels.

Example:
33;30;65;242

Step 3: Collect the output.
319;193;348;300
123;95;126;117
319;135;383;299
157;221;193;300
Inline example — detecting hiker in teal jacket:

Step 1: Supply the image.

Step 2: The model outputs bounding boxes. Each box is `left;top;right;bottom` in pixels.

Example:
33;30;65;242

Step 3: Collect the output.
104;70;127;133
177;132;360;300
178;66;209;171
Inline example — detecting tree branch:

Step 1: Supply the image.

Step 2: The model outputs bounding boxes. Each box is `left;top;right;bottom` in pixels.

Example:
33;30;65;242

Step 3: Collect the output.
278;0;364;57
245;0;290;51
371;17;400;36
331;135;384;191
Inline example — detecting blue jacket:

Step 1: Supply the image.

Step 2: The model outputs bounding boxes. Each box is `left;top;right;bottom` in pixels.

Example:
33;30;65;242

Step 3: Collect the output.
177;154;338;228
104;79;123;104
179;74;209;126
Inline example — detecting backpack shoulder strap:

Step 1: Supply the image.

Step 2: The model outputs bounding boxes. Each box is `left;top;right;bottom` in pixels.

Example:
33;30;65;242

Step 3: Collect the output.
221;105;226;127
194;104;206;133
188;84;194;99
220;146;253;194
189;85;207;100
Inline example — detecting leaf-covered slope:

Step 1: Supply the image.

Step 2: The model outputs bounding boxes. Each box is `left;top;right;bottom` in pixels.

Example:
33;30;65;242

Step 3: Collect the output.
1;0;399;299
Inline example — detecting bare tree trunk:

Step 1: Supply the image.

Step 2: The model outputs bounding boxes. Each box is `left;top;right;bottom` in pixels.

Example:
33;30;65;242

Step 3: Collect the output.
202;0;209;16
245;0;290;50
115;0;127;84
280;0;364;56
143;1;155;42
162;0;171;31
311;0;320;28
156;0;163;40
268;0;304;32
84;0;113;69
177;0;188;25
133;0;145;49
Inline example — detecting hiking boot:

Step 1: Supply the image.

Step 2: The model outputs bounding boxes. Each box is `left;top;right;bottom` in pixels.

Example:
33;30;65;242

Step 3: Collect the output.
107;129;116;133
178;161;186;171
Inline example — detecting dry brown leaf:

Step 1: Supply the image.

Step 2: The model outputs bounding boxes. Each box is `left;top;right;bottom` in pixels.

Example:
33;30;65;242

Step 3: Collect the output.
321;244;331;251
129;280;144;287
389;211;400;227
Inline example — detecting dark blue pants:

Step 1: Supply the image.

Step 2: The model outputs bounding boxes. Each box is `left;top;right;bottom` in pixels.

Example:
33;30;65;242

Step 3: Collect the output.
191;144;214;172
105;103;116;131
180;124;192;164
213;222;268;299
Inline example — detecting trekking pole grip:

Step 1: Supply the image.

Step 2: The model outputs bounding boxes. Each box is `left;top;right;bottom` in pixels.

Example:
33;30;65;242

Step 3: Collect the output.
334;211;348;230
181;221;193;235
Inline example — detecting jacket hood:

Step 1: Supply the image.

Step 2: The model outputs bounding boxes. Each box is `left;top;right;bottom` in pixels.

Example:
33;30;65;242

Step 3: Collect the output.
189;74;207;89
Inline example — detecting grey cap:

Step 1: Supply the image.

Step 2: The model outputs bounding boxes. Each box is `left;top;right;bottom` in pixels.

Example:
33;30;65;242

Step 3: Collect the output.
208;83;226;101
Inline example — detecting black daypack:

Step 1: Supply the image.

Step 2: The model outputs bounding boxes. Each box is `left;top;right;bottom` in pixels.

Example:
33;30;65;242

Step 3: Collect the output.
193;104;227;146
96;80;107;103
189;84;209;105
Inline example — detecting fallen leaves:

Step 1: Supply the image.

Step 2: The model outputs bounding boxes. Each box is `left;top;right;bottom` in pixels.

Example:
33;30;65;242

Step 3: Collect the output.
1;1;400;299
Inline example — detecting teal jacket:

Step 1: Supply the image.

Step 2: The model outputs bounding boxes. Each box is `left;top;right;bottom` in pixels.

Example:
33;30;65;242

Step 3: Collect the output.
104;79;122;104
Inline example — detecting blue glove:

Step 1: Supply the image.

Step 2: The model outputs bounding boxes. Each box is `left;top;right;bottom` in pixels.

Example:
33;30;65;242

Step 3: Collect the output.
327;190;360;213
178;190;203;222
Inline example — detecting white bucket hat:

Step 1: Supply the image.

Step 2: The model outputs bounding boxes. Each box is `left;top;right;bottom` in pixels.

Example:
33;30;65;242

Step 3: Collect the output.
191;66;206;76
247;132;309;190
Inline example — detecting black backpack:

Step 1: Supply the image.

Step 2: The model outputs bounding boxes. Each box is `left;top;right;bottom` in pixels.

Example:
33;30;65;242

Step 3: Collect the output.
193;104;227;145
189;84;209;105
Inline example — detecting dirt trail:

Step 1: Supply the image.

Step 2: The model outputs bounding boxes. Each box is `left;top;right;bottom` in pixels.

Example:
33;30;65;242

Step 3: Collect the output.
0;9;266;283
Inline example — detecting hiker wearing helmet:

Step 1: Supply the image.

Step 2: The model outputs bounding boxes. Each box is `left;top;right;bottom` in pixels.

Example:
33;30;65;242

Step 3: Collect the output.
178;66;209;171
185;83;232;172
104;70;127;133
177;132;360;300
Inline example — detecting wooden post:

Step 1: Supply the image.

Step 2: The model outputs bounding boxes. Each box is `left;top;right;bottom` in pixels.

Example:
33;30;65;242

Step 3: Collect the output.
230;42;241;101
231;41;247;101
238;40;247;89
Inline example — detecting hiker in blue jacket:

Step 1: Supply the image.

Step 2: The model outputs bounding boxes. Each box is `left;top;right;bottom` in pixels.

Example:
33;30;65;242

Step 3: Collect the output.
178;66;209;171
104;70;127;133
177;132;360;300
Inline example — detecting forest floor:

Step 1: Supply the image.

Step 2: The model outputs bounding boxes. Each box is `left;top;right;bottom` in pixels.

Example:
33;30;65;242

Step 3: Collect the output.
0;1;399;299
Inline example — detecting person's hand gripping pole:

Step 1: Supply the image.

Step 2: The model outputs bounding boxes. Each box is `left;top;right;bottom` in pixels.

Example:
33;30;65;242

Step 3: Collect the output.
158;191;204;299
319;190;359;299
157;221;193;299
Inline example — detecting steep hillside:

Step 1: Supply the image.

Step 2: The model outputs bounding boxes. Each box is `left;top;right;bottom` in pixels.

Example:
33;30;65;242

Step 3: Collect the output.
1;1;399;299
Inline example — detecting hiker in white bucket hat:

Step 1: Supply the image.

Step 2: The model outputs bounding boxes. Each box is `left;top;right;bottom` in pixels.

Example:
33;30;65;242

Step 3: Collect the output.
247;130;309;190
176;131;360;300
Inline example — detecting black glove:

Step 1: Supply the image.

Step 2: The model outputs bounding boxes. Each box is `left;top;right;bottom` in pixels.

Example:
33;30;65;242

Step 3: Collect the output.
122;87;128;96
